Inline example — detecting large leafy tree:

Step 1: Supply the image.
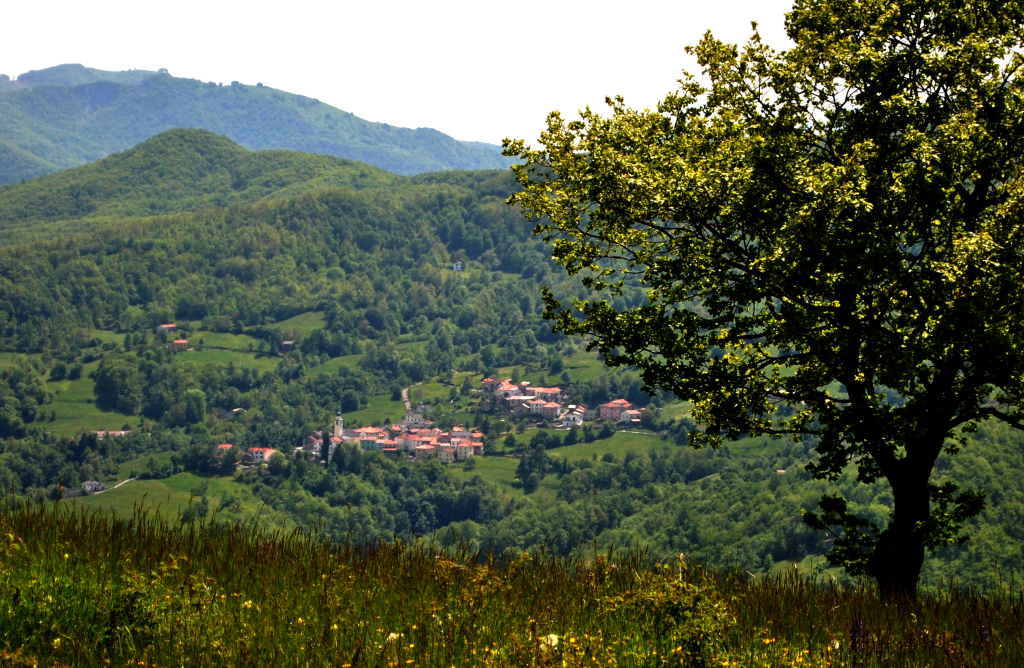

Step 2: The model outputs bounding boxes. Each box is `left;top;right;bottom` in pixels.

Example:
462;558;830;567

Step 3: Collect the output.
505;0;1024;595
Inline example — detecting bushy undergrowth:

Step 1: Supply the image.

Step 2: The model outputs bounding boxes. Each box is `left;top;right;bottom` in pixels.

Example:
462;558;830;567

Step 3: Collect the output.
0;502;1019;667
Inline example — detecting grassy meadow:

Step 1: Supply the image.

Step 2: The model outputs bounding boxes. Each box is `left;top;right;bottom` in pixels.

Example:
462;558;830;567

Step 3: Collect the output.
0;501;1019;667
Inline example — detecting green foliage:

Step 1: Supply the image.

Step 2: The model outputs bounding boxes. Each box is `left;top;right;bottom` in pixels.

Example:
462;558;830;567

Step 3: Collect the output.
0;129;397;225
0;65;512;184
506;0;1024;595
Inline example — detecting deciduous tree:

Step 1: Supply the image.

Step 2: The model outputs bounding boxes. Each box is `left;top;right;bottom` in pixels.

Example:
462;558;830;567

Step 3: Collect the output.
505;0;1024;595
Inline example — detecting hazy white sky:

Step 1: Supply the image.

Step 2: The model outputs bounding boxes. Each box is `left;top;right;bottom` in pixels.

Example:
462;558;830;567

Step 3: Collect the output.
1;0;794;145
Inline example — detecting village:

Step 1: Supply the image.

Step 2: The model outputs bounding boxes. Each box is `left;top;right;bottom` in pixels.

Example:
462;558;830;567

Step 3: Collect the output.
239;377;642;467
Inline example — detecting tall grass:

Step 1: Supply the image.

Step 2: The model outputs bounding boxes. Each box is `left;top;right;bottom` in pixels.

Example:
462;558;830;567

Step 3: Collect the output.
0;501;1020;667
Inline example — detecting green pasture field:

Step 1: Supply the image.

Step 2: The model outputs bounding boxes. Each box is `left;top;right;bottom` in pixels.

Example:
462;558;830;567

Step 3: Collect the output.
77;472;254;521
112;450;176;482
47;364;134;437
263;311;326;337
450;456;560;504
190;330;260;351
343;393;406;427
561;351;609;383
87;330;124;345
408;382;454;405
172;347;281;374
0;352;33;370
660;400;693;419
547;431;671;461
307;353;361;375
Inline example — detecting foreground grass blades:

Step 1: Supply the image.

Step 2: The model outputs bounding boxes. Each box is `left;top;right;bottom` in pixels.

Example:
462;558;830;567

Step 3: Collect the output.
0;502;1020;667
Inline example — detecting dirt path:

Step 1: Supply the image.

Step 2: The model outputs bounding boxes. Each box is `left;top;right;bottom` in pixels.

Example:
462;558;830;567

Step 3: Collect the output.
94;477;138;495
402;387;411;411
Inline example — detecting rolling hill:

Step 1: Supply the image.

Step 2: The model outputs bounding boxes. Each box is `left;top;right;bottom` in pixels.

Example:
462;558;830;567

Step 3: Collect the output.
0;129;398;225
0;64;513;183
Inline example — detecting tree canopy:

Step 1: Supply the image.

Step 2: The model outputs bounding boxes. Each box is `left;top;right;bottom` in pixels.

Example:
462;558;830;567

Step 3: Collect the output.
505;0;1024;595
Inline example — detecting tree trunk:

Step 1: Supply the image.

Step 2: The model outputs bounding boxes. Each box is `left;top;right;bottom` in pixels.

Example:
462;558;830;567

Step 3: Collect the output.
867;460;933;597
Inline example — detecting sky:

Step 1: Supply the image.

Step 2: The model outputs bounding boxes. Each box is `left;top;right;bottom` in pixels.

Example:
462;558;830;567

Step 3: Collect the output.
0;0;794;146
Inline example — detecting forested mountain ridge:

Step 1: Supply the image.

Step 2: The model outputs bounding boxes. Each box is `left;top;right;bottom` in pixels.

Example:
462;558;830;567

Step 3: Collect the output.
0;129;397;225
0;64;512;184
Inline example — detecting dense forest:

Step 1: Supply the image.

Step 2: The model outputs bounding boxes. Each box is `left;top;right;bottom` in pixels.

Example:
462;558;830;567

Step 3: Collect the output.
0;64;512;184
0;129;1018;592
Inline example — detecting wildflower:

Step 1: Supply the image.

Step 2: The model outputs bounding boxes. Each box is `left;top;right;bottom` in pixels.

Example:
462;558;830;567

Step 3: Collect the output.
387;633;399;642
242;600;253;609
539;634;559;652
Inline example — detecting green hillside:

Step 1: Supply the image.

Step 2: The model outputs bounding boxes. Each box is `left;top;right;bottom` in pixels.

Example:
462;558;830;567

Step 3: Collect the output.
0;129;397;225
0;130;1019;595
0;64;513;184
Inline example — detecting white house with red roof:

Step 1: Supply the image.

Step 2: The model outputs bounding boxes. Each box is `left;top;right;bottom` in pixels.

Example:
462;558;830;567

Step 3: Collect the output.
247;447;278;464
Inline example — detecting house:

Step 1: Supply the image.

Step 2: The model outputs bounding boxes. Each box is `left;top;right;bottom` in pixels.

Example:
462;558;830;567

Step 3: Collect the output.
155;323;177;333
229;407;246;419
399;412;432;429
497;383;523;399
438;447;456;464
216;443;234;455
414;444;437;460
540;401;563;421
562;405;586;428
471;442;484;456
504;394;533;411
247;447;278;464
81;480;105;494
382;447;399;457
171;339;189;352
512;402;533;417
481;378;502;393
280;340;296;352
451;426;472;440
94;430;131;440
528;398;547;415
599;399;634;421
619;409;642;426
534;387;563;403
304;431;324;451
376;439;398;451
452;261;464;271
455;442;475;461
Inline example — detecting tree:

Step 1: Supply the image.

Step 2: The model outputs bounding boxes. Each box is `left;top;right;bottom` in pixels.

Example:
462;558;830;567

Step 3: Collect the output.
505;0;1024;595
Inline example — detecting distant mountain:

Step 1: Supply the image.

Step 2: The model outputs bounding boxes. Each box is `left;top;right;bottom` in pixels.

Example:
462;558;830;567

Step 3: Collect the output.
0;129;399;226
0;64;513;184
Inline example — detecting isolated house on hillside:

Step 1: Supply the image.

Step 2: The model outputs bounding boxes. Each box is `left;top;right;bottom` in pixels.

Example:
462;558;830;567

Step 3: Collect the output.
171;339;189;352
155;323;177;333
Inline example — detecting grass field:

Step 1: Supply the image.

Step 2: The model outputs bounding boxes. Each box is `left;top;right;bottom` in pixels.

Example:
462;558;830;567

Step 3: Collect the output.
78;472;252;520
307;353;361;375
190;330;260;351
344;393;407;427
547;431;672;461
262;311;326;337
6;502;1021;667
47;363;135;437
449;456;561;504
173;347;282;374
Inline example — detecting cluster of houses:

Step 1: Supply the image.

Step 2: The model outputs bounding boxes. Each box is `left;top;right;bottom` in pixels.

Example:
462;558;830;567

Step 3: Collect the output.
227;411;487;467
481;377;643;428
